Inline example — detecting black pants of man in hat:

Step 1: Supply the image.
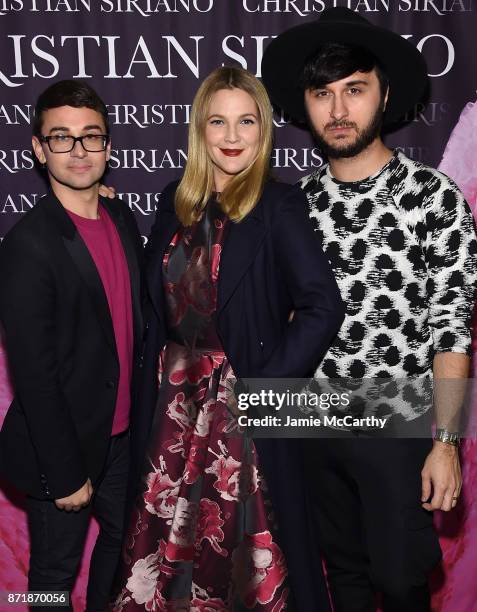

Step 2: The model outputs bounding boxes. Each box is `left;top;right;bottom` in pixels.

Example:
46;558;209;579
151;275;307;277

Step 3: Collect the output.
304;436;441;612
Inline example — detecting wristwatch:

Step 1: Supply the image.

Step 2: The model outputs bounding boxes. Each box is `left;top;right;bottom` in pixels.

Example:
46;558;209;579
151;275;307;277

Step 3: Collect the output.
434;428;460;447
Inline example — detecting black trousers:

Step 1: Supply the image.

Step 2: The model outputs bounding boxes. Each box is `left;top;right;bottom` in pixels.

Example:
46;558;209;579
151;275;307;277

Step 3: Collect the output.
27;430;129;612
304;437;442;612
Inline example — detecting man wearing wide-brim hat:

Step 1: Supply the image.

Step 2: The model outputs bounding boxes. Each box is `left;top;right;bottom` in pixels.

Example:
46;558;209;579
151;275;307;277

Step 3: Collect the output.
262;8;477;611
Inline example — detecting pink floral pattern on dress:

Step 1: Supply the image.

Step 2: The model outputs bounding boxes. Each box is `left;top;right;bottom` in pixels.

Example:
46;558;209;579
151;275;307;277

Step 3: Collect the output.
195;499;226;557
232;532;287;609
190;597;227;611
144;467;182;520
206;455;259;502
169;352;218;387
114;201;288;610
122;538;186;611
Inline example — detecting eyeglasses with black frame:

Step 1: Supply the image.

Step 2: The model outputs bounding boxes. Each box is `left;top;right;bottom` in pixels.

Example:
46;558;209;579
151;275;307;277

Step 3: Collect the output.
39;134;110;153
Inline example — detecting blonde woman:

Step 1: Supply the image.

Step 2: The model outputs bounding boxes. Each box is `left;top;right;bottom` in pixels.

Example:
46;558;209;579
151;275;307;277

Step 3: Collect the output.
115;67;344;611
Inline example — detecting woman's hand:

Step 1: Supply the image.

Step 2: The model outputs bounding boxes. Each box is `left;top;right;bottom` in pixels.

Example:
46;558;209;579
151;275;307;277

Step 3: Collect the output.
224;373;241;417
99;184;116;199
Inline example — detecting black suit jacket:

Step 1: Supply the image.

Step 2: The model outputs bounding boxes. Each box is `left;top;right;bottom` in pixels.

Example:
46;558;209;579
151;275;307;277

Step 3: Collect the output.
0;192;143;500
138;178;343;386
131;178;344;612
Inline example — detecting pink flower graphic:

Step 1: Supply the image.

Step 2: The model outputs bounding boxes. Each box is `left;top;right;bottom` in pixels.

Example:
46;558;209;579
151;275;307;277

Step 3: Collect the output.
183;400;216;483
165;426;193;459
144;468;181;519
190;596;227;611
210;244;222;282
165;282;188;328
182;247;217;316
206;455;258;502
196;498;227;556
166;497;199;561
166;391;196;428
232;531;287;607
125;540;168;610
184;433;209;484
169;352;221;387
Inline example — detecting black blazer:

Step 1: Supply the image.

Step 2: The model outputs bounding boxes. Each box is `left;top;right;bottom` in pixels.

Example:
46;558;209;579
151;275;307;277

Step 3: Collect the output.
138;178;343;386
132;178;344;612
0;192;143;500
134;177;345;453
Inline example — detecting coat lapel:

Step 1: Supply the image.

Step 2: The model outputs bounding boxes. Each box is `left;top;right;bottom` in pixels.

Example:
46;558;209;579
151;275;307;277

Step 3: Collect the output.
146;209;181;321
101;197;143;345
144;194;267;319
43;192;115;356
217;211;267;314
62;230;117;355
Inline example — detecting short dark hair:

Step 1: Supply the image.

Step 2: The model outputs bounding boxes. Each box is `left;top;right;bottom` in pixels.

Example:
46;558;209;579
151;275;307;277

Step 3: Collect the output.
301;43;389;98
33;79;109;137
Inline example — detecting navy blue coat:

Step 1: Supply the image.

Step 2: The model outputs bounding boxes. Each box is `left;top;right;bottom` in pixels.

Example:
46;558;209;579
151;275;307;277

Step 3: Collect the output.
132;178;344;611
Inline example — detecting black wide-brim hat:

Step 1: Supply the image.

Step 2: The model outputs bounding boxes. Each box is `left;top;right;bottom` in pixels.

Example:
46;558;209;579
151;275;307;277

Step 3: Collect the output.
261;7;428;126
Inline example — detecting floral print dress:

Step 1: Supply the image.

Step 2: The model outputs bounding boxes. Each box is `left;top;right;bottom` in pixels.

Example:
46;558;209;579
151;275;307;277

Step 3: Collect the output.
114;201;289;611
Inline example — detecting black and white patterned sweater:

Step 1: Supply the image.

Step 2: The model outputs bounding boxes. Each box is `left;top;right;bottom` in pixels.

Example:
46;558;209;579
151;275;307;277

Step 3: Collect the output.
300;151;477;379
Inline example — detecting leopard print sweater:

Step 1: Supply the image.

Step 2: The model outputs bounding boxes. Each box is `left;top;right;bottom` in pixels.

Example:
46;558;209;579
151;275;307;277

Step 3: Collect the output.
300;151;477;379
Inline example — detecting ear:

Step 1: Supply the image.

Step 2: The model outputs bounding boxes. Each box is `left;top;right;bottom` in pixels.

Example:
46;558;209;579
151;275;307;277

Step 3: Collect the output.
32;136;46;165
105;136;111;162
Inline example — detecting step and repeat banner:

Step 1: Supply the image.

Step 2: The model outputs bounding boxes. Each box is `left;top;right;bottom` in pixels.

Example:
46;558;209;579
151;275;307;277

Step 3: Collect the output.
0;1;477;610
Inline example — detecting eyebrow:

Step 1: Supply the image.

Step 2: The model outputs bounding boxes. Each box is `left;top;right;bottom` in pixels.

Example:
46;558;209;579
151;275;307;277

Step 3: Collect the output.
344;80;369;87
313;79;370;91
48;124;104;133
207;113;258;119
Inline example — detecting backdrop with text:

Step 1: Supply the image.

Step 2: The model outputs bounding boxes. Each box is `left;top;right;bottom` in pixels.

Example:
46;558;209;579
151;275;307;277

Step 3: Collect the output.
0;2;476;610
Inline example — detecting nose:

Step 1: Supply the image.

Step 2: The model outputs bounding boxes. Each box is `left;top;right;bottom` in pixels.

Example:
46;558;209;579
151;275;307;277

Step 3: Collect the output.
70;138;87;158
224;123;239;143
330;93;348;121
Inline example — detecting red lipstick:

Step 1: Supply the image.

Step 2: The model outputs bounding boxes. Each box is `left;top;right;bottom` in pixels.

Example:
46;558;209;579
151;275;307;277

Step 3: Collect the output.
220;149;243;156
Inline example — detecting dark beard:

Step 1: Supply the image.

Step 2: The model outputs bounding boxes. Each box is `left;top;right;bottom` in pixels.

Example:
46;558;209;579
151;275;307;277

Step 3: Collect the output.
310;104;384;160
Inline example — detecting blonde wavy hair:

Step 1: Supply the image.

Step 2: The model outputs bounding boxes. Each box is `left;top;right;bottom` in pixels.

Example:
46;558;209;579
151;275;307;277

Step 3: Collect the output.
175;66;273;226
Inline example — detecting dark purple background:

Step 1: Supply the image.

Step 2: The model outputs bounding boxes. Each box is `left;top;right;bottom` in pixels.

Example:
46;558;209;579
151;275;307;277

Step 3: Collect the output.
0;1;475;239
0;4;476;609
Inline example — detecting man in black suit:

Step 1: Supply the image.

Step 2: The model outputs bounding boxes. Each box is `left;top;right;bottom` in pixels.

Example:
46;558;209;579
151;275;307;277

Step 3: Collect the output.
0;80;143;610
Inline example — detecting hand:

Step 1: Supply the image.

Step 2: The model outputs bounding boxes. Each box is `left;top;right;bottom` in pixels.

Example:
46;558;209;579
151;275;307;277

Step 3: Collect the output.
225;377;241;418
99;183;116;199
421;441;461;512
221;369;244;419
227;390;241;418
55;478;93;512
